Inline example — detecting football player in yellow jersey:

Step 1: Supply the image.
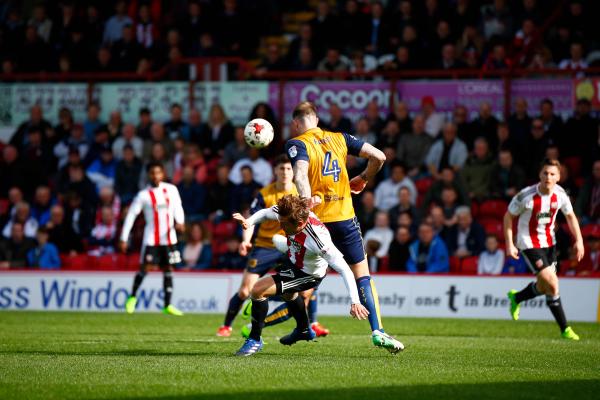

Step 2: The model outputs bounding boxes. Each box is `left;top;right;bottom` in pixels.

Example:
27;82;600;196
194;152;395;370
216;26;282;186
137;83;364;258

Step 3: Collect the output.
286;101;404;354
216;155;328;337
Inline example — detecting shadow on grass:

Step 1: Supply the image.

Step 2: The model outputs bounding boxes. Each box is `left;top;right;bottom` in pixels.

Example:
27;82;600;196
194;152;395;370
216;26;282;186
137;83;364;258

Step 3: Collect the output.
114;379;600;400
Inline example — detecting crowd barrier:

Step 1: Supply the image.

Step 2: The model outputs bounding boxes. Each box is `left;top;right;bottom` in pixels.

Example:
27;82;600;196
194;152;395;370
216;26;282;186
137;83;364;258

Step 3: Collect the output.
1;271;598;322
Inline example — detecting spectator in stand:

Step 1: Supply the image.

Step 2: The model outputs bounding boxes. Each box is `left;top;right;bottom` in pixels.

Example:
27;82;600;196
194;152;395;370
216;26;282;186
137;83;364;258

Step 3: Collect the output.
469;102;499;150
489;149;526;201
0;147;25;199
355;190;377;233
105;110;124;143
103;0;133;45
364;100;385;136
374;161;417;211
508;97;532;151
208;164;234;219
477;234;504;275
59;164;98;210
181;222;212;270
95;186;120;225
378;45;417;71
87;147;117;191
177;166;208;221
539;98;563;144
354;117;377;146
559;41;588;73
135;4;157;51
481;0;513;39
317;47;349;76
114;144;142;204
421;96;445;139
575;227;600;276
111;24;143;71
564;98;598;169
187;109;209;150
172;144;207;185
217;236;246;270
427;205;450;237
28;4;52;43
26;226;60;269
0;222;36;268
524;118;551;180
288;23;319;67
575;160;600;225
180;1;210;55
422;167;470;211
461;137;495;201
325;103;353;134
140;142;174;185
494;122;520;160
229;148;272;187
206;104;235;158
376;119;402;150
164;103;189;140
483;43;512;71
143;122;174;161
291;45;317;72
363;211;394;260
18;27;53;73
337;0;366;52
389;186;420;230
54;124;89;169
112;124;143;160
88;206;117;256
84;126;112;167
385;101;412;134
438;43;467;69
136;107;153;140
440;186;461;222
223;126;250;166
254;43;288;78
444;206;486;259
406;222;449;273
20;127;55;194
94;46;116;72
452;105;473;148
388;226;412;271
396;211;417;237
64;191;95;239
230;166;261;212
2;202;38;239
397;115;433;178
83;103;103;143
30;186;54;226
425;122;468;179
53;107;74;146
46;204;82;254
10;104;52;153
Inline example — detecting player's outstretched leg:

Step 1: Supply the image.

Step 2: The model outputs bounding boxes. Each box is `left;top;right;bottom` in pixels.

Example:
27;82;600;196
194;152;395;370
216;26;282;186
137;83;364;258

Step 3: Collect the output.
162;270;183;316
217;294;246;337
280;295;316;345
235;298;267;356
507;282;540;321
126;270;146;314
356;275;404;353
308;291;330;337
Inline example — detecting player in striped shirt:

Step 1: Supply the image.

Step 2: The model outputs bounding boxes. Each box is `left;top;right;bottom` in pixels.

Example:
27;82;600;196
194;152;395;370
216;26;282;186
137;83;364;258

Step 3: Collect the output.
232;195;371;356
503;158;584;340
119;161;186;316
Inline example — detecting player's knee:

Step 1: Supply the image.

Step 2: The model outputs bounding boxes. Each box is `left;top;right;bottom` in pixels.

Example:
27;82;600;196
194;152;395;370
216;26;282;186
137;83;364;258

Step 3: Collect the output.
250;286;264;300
238;287;250;300
282;292;297;301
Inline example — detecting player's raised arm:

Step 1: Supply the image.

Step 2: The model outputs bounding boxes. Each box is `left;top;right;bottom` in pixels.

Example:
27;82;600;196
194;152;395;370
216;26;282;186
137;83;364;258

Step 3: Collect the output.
350;142;386;195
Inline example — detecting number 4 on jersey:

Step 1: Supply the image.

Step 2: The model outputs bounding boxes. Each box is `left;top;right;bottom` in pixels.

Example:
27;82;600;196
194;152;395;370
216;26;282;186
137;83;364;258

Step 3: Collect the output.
322;151;341;182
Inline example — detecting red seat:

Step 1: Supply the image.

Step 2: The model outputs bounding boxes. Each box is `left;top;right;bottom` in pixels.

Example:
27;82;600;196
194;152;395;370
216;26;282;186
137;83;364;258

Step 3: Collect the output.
449;256;461;273
460;256;478;274
415;177;434;195
0;199;9;217
478;199;508;219
126;253;141;270
470;201;479;219
378;256;389;272
213;220;237;240
563;157;582;179
61;254;89;270
481;219;504;238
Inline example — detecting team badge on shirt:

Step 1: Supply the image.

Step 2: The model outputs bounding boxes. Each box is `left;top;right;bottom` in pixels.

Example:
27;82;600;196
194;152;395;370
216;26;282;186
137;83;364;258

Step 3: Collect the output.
288;145;297;158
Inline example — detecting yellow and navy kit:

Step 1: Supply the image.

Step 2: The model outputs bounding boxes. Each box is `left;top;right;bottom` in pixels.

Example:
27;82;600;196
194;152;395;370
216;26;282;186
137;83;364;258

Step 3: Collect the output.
250;182;298;249
285;127;364;224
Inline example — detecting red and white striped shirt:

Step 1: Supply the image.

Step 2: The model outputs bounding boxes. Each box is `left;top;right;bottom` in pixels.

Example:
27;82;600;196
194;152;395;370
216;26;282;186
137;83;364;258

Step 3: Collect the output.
120;182;184;246
508;184;573;250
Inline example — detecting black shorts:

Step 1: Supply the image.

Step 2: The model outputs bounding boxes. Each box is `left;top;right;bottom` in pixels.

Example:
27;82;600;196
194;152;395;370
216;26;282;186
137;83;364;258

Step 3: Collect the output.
142;245;182;267
522;246;557;274
272;267;323;295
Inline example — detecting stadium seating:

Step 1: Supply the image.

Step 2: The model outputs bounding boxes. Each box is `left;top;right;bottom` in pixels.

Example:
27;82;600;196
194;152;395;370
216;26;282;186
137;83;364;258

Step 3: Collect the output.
478;200;508;220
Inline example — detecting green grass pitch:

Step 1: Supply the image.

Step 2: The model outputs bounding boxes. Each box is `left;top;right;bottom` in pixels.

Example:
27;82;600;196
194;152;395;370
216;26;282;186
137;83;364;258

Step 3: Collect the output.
1;311;599;400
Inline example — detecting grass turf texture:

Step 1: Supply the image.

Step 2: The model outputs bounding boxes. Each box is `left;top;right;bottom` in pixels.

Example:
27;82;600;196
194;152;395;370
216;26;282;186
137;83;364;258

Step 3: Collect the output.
0;312;599;400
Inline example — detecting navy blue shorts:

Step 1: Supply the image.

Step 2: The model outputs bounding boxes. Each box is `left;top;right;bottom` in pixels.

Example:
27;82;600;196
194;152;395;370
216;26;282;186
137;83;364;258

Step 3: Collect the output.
325;216;366;265
245;246;286;276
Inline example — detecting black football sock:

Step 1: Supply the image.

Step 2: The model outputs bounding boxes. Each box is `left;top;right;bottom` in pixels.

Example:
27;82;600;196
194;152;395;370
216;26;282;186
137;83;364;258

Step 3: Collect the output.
131;271;146;297
249;298;269;341
546;295;568;332
286;295;309;331
163;271;173;307
515;282;540;304
223;294;245;327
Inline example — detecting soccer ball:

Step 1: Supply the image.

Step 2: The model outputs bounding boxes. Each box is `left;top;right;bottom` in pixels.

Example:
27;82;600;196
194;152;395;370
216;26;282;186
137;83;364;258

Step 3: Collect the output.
244;118;274;149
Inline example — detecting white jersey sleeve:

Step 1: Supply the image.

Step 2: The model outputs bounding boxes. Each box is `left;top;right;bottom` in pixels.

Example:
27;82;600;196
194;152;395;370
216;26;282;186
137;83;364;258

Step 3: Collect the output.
508;192;525;215
120;191;144;242
169;184;185;225
559;189;574;215
246;206;280;226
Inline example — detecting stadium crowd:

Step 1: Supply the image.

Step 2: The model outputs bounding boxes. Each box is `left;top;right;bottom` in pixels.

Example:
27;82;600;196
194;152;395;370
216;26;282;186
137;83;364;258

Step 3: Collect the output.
0;94;599;276
1;0;600;77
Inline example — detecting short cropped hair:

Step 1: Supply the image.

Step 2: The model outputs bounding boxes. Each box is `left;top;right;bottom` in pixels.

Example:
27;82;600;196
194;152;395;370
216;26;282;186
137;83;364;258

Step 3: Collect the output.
292;101;317;120
276;195;310;226
273;154;291;167
539;158;561;172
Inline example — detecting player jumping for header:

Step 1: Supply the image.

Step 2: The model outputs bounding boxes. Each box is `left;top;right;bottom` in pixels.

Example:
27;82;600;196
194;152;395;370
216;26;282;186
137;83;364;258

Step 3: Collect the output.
232;195;370;356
